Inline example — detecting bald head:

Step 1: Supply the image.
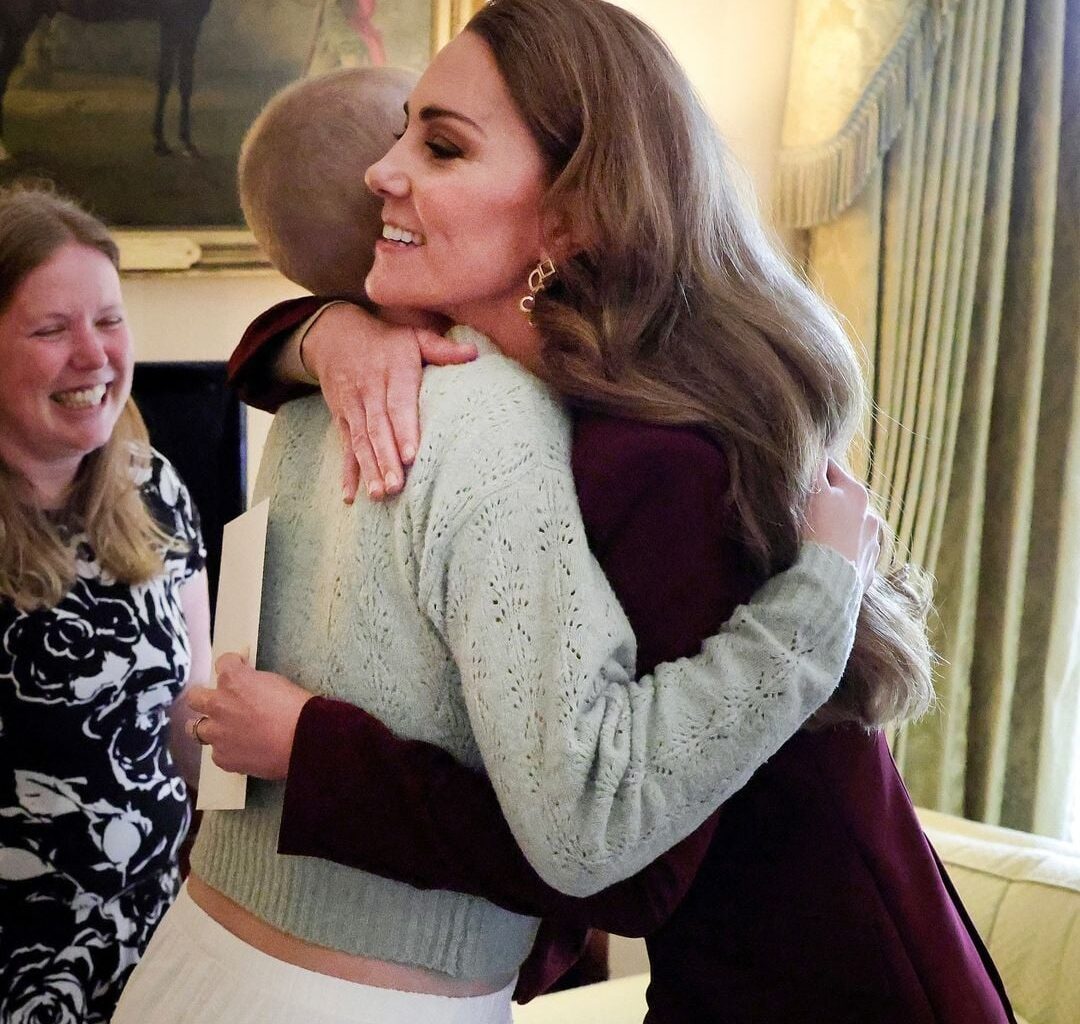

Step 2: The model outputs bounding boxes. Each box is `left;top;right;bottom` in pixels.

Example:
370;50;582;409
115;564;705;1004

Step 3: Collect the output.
239;66;417;301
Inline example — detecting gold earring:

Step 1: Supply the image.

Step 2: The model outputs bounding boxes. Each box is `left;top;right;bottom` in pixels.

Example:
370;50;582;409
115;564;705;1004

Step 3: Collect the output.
519;258;557;321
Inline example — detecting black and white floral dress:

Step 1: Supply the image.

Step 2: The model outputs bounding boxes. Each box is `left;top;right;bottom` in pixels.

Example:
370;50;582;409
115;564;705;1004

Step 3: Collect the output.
0;451;205;1024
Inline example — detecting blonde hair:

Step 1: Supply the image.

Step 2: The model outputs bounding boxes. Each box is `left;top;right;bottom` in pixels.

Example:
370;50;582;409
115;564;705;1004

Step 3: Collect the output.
468;0;934;728
0;186;174;611
238;66;418;300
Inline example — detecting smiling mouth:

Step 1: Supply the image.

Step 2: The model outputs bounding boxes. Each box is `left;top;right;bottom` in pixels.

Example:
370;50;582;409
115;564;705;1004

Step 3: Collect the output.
381;223;426;246
51;384;108;409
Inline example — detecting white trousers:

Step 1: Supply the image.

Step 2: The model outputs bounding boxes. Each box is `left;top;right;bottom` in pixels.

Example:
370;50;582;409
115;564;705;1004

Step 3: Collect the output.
112;886;515;1024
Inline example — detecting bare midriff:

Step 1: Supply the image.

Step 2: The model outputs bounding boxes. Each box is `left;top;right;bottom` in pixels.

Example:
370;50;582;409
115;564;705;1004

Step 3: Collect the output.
186;874;512;996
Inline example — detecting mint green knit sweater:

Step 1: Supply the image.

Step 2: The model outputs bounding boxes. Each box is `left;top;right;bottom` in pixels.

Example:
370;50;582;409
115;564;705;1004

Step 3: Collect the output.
191;327;861;982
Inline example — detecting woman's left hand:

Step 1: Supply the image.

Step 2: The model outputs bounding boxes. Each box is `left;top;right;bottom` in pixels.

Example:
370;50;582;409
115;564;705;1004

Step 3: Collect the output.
187;653;313;780
302;303;474;504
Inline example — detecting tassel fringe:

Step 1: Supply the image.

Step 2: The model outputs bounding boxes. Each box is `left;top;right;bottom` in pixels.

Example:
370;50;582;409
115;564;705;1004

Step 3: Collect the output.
774;0;958;228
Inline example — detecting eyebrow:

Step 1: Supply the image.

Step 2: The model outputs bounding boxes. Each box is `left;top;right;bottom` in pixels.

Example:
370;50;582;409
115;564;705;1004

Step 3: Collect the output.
27;302;122;322
404;101;486;136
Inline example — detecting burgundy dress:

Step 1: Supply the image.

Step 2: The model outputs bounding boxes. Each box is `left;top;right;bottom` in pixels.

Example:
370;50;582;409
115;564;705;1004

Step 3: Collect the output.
229;300;1015;1023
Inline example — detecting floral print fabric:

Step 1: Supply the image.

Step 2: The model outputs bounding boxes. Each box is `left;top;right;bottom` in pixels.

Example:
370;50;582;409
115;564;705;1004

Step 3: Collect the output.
0;451;205;1023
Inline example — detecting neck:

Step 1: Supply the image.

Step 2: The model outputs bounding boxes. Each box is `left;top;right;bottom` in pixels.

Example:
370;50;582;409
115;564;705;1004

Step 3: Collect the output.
444;300;542;374
378;299;543;373
0;442;81;509
376;305;451;333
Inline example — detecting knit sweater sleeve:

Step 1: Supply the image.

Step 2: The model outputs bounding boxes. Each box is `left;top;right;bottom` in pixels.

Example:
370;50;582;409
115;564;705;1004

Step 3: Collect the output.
421;444;861;897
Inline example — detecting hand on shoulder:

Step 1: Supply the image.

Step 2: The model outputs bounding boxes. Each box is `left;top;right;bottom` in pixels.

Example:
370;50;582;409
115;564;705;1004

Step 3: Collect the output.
301;303;476;504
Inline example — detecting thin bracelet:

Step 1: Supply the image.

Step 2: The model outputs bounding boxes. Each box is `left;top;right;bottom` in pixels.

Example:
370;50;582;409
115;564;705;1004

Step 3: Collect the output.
297;325;319;384
297;300;353;384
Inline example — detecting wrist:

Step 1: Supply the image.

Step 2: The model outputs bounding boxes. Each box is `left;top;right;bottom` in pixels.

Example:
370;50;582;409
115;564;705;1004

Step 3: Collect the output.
301;303;351;382
301;301;368;382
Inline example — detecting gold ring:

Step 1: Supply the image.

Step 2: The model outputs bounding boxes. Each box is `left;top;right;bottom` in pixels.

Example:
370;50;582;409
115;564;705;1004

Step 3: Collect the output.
189;714;209;745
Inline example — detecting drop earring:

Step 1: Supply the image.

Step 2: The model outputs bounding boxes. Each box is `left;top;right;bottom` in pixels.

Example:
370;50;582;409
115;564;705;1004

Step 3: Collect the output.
519;258;557;323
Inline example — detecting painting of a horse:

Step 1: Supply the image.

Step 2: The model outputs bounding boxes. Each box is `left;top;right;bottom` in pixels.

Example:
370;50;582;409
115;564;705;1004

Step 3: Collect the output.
0;0;213;161
0;0;433;227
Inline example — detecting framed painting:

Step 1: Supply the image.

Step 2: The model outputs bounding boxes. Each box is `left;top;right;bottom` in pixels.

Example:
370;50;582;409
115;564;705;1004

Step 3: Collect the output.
0;0;479;268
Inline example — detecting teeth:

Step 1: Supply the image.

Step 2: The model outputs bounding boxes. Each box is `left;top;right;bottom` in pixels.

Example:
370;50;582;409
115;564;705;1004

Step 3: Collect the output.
382;223;425;246
52;384;107;409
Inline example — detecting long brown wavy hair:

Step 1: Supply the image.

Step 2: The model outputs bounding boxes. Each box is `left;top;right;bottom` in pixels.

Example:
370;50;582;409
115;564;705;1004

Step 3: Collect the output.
0;186;174;611
468;0;933;728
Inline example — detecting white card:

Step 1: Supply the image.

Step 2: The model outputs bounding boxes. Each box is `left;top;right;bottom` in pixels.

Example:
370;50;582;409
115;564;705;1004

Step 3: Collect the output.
196;499;270;811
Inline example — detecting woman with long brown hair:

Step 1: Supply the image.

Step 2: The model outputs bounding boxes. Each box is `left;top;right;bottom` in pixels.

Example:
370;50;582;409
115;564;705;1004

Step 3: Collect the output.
0;186;209;1022
120;0;1011;1020
196;1;1015;1021
111;35;880;1024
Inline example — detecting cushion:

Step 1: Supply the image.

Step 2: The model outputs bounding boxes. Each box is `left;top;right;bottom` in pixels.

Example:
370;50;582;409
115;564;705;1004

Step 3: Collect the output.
921;810;1080;1024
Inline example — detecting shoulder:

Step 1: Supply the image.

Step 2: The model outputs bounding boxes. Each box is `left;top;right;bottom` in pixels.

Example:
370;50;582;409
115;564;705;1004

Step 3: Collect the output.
572;414;733;542
418;325;569;463
574;414;729;484
138;448;205;562
136;448;190;515
406;356;576;570
423;350;565;423
418;353;571;481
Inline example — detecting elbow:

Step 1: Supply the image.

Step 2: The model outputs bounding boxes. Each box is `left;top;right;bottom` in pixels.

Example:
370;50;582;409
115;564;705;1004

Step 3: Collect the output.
514;830;614;898
555;871;615;900
526;841;641;900
623;888;681;935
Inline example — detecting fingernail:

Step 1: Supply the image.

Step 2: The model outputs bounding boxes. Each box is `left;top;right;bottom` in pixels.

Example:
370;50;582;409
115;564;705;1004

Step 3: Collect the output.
403;445;416;462
367;481;383;497
384;472;400;491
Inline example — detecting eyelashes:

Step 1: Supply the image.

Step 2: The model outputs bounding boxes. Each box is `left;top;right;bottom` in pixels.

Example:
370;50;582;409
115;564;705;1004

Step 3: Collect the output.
390;123;463;160
426;140;462;160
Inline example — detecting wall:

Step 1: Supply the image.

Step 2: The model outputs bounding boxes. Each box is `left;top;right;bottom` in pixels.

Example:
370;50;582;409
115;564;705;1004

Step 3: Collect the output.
613;0;797;202
123;270;306;503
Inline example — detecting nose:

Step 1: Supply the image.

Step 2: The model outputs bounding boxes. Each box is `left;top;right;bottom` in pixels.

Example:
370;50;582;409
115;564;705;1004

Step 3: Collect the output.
70;322;108;370
365;142;409;199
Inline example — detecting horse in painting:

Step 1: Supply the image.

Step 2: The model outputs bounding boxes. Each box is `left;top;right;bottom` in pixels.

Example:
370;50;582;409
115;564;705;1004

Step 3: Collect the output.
0;0;213;160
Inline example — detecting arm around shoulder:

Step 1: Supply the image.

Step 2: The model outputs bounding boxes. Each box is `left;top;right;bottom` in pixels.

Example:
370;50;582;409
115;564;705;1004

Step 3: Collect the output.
428;442;862;897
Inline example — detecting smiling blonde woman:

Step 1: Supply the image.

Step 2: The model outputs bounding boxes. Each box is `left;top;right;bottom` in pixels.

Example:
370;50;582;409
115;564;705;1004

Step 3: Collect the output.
0;186;211;1023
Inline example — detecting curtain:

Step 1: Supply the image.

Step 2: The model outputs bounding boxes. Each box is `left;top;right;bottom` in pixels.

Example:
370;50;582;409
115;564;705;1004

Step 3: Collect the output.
779;0;1080;836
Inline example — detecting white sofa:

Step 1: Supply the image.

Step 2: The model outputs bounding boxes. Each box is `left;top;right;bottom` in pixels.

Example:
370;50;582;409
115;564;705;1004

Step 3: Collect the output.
513;810;1080;1024
919;809;1080;1024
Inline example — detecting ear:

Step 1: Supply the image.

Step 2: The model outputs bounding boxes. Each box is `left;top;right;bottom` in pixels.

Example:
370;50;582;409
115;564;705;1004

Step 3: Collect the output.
541;204;586;263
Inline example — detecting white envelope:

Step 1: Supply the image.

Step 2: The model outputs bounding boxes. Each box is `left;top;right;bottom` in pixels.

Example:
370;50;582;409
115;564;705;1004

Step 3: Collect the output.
196;499;269;811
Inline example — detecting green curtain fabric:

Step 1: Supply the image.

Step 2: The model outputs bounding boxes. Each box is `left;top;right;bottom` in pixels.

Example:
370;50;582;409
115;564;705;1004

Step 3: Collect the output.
789;0;1079;837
